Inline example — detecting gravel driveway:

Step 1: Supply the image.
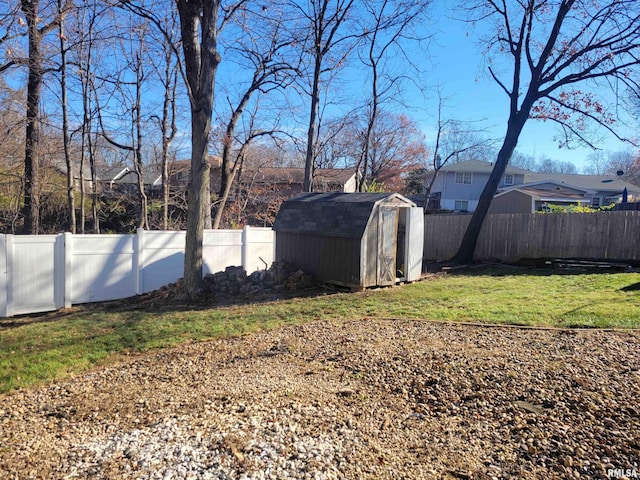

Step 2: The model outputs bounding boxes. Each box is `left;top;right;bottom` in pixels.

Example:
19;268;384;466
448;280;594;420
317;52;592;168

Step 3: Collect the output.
1;318;639;479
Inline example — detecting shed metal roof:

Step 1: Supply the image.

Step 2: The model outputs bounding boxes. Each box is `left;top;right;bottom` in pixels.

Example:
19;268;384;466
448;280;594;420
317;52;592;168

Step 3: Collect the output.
273;192;416;239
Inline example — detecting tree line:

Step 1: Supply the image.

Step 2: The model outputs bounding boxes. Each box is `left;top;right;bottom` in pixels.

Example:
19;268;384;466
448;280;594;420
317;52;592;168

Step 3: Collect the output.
0;0;436;237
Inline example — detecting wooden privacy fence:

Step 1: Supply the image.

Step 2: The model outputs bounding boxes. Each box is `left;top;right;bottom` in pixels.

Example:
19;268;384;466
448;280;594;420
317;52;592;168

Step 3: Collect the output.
424;211;640;263
0;226;274;317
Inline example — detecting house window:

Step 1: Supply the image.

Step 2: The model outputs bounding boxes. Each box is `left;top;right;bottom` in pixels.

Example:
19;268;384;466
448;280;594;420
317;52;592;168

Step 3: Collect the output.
591;197;601;207
454;200;469;212
504;174;514;185
455;172;472;184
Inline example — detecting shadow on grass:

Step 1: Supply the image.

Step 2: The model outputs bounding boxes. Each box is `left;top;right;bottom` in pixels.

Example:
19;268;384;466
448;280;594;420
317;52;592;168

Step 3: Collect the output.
621;282;640;292
429;261;638;278
0;285;344;331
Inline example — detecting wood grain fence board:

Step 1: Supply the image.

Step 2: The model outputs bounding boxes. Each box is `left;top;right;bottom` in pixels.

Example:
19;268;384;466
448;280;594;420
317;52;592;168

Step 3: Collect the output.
423;211;640;263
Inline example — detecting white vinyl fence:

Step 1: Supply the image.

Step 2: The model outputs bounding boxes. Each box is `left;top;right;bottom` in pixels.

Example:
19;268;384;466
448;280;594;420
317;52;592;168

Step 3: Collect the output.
0;226;274;317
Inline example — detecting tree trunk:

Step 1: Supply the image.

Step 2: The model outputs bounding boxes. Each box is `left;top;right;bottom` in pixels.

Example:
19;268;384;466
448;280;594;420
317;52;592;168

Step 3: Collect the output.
161;62;177;230
58;0;75;233
303;54;322;193
133;56;148;230
183;110;211;297
21;0;43;234
451;112;528;264
178;0;221;298
213;143;250;229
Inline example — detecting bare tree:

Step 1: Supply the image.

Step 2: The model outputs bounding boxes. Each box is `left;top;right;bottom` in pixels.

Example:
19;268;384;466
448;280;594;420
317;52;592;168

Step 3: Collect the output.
535;156;578;174
356;0;430;191
175;0;247;297
584;150;607;175
149;7;179;230
71;0;106;233
605;148;640;185
424;94;493;208
116;0;182;231
57;0;75;232
0;82;26;232
97;12;150;230
213;106;281;229
452;0;640;264
216;2;299;207
19;0;69;233
291;0;357;192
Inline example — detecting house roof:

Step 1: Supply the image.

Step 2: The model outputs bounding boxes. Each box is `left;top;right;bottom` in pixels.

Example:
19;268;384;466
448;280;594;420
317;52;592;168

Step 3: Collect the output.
94;166;130;182
94;166;162;186
169;156;223;173
246;167;356;186
438;159;640;195
273;192;415;239
438;159;533;175
524;172;640;194
495;186;590;203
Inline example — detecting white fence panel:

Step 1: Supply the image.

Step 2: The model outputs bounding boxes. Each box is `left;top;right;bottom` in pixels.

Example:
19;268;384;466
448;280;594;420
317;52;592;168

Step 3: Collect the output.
203;230;243;275
139;230;186;293
1;226;277;317
243;227;275;272
9;235;64;316
69;234;136;304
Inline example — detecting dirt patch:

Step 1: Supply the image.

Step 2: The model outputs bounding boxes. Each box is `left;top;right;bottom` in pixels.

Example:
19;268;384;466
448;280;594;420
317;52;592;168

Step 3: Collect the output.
1;319;638;479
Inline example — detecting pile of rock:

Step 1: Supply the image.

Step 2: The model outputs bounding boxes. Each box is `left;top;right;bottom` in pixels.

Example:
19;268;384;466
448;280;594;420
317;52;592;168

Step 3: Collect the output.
203;262;316;296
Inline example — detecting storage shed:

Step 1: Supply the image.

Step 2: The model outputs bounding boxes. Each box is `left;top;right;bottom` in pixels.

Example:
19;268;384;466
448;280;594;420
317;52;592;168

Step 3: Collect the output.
273;192;424;289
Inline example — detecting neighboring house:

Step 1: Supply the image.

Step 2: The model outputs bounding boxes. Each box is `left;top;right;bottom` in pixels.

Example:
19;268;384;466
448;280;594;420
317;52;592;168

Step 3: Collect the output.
242;167;358;197
522;172;639;209
429;159;640;213
166;157;359;226
67;165;163;196
429;160;531;212
168;157;359;196
95;166;163;196
489;182;592;213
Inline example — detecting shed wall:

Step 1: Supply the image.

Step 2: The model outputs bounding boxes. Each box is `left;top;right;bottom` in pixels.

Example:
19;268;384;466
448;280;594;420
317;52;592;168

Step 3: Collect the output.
275;232;362;286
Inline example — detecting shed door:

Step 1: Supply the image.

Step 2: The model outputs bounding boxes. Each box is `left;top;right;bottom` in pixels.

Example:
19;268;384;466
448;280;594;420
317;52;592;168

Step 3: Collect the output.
405;207;424;282
377;207;398;286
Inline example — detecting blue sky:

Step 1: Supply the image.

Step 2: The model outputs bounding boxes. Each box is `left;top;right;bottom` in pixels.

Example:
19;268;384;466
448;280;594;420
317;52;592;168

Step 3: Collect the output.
409;3;637;173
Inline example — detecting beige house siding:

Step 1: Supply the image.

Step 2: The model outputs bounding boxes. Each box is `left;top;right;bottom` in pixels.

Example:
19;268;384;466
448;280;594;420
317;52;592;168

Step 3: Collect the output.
490;190;534;214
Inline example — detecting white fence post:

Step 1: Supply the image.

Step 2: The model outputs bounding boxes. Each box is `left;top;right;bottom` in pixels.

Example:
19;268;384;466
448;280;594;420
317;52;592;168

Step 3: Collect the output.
242;225;250;271
54;234;65;310
134;228;144;295
4;234;13;317
0;234;7;317
64;232;73;308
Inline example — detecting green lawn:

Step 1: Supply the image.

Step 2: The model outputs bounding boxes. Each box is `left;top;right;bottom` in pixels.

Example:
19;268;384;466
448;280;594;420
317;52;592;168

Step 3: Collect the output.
1;265;639;394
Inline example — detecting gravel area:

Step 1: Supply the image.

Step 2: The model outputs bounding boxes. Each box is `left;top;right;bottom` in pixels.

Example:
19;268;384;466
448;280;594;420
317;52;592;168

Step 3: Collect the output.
1;318;639;479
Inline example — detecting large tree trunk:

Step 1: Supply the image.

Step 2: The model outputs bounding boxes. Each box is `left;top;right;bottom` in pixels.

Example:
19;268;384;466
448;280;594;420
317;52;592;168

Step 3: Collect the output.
451;111;528;264
183;110;211;296
178;0;220;298
21;0;43;234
